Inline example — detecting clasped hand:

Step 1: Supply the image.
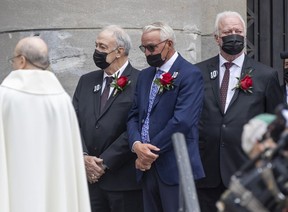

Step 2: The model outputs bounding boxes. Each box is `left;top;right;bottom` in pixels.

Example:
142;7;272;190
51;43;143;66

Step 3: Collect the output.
133;142;160;171
84;156;105;184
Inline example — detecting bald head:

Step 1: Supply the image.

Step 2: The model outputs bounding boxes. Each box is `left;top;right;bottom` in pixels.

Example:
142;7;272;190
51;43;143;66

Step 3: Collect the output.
14;36;50;70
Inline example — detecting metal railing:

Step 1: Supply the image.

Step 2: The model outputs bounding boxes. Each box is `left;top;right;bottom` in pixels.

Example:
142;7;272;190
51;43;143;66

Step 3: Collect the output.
172;132;200;212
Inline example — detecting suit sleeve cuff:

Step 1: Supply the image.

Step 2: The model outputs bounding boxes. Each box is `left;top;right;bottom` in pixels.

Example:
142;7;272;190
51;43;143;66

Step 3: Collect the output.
132;141;141;153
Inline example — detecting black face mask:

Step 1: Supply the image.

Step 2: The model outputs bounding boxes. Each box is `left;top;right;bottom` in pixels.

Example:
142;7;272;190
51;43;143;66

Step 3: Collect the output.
221;34;245;55
93;49;115;70
284;68;288;83
146;41;167;67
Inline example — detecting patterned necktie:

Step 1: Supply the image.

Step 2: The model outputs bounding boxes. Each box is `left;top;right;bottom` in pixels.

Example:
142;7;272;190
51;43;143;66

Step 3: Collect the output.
220;62;233;112
100;77;113;112
141;69;163;143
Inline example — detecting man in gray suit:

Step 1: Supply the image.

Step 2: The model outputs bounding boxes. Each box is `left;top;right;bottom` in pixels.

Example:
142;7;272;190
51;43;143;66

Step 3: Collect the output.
196;11;283;212
73;25;143;212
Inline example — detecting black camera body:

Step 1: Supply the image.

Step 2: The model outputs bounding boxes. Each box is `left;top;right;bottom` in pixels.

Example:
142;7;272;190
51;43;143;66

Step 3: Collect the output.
217;106;288;212
217;153;288;212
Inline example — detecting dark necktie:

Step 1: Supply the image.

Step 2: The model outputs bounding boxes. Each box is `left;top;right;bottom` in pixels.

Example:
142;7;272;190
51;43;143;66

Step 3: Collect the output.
141;69;163;143
220;62;233;112
100;77;113;112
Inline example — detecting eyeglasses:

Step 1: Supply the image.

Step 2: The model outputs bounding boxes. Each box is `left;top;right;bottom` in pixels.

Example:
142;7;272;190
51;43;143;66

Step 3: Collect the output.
139;40;168;53
8;55;21;64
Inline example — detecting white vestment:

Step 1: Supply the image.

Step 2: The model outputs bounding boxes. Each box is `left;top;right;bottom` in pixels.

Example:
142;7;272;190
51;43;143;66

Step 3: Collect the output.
0;70;91;212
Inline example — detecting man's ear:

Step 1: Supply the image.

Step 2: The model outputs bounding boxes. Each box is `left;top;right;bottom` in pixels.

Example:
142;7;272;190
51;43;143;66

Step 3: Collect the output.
116;47;125;56
167;40;173;47
18;55;27;69
214;34;221;46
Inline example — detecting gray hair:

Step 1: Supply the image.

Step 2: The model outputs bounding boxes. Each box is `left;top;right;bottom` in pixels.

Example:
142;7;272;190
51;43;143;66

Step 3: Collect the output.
102;25;132;56
143;22;176;45
17;38;50;69
214;11;246;36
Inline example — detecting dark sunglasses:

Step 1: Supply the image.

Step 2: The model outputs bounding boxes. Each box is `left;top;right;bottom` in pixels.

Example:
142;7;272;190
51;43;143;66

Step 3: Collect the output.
139;39;168;53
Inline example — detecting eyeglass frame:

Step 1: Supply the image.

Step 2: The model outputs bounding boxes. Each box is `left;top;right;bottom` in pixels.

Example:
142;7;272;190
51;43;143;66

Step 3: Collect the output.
8;55;22;64
8;54;49;70
139;39;168;53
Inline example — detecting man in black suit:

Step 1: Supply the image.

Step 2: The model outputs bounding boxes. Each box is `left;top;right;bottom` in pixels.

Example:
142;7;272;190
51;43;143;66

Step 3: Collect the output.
196;11;283;212
73;25;143;212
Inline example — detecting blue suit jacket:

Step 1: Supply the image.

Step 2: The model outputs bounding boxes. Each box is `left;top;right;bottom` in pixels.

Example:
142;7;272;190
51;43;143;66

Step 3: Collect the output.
127;54;205;185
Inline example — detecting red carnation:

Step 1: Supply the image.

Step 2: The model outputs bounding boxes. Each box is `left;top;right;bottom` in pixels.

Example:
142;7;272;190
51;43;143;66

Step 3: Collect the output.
154;72;177;94
233;69;253;93
240;75;253;91
117;76;129;88
160;73;173;86
111;74;131;96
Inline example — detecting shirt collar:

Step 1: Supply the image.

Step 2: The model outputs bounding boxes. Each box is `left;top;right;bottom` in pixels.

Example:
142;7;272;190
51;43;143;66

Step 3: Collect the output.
103;60;129;79
1;70;65;95
158;52;179;72
219;52;245;68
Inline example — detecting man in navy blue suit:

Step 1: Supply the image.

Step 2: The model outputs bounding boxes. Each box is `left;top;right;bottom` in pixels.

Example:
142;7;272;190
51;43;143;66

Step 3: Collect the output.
127;22;205;212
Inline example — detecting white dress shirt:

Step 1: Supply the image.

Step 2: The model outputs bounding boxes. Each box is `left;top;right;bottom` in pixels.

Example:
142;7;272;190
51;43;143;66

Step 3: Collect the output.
102;60;128;97
219;53;245;113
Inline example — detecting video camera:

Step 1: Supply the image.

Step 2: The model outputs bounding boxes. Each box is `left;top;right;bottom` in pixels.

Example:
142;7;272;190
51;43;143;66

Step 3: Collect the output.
217;105;288;212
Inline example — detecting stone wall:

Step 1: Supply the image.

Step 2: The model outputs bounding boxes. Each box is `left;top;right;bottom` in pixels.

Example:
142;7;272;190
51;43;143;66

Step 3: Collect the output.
0;0;245;96
200;0;246;61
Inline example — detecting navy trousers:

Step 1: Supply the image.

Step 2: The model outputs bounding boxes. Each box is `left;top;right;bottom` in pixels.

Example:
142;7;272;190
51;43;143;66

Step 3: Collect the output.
142;165;179;212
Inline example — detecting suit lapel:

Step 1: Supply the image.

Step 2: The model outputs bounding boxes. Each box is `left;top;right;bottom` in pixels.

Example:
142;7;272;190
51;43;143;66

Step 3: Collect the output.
93;71;104;119
207;57;223;113
226;55;253;111
97;63;133;119
152;56;183;109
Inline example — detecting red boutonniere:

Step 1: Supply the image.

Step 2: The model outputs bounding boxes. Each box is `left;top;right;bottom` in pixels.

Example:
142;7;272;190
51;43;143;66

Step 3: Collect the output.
111;73;131;96
154;72;178;94
233;69;253;93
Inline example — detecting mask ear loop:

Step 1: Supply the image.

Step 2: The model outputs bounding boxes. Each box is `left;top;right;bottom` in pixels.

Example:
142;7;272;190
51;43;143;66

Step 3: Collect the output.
161;40;170;63
107;47;121;67
115;47;124;58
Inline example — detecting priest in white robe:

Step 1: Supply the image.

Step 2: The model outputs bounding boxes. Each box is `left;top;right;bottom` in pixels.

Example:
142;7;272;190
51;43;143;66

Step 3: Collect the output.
0;36;91;212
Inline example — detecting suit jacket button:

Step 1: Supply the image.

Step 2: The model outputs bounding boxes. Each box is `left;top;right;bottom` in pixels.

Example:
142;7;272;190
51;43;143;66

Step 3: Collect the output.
141;119;145;124
95;124;99;129
222;124;226;128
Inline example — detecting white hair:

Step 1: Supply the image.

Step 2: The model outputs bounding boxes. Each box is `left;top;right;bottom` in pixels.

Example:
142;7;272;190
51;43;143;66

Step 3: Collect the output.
214;11;246;36
101;25;132;56
143;22;176;45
